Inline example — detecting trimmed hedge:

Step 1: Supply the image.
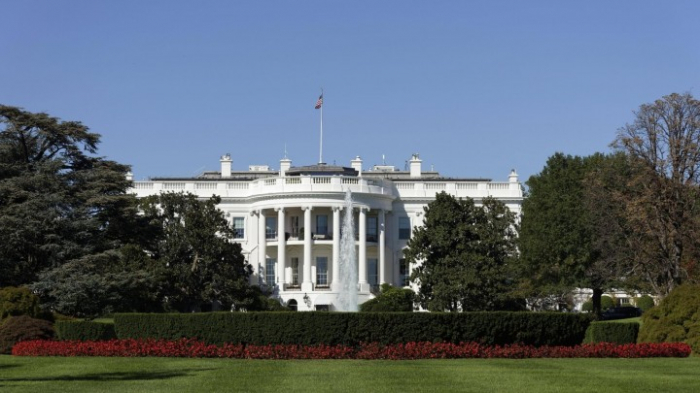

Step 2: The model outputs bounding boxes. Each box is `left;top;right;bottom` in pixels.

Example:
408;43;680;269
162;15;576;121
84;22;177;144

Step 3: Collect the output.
114;312;591;347
583;321;639;344
55;321;117;341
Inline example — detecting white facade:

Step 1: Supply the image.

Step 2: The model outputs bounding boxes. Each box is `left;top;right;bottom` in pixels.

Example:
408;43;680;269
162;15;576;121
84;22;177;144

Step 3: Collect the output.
130;154;523;311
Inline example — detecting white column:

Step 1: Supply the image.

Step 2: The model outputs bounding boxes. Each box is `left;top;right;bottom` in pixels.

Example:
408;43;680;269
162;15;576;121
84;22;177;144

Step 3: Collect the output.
331;206;341;291
258;209;267;284
379;209;386;284
249;210;260;285
276;207;286;290
358;207;368;292
302;206;313;292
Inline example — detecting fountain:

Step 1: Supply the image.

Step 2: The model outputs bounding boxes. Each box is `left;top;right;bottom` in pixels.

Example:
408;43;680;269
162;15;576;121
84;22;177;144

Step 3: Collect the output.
335;189;358;311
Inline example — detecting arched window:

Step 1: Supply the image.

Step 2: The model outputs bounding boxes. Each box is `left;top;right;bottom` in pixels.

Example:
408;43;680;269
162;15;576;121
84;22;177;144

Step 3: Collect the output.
288;299;298;311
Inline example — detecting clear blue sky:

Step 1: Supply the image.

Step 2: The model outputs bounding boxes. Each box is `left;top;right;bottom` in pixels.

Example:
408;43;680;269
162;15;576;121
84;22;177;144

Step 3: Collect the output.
2;1;698;183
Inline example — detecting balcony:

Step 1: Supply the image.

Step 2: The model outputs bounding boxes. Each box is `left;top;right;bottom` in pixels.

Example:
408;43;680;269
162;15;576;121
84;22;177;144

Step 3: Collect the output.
131;176;393;199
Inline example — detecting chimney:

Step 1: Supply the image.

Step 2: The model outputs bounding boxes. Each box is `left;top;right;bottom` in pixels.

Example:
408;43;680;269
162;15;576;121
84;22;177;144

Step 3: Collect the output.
220;154;232;178
409;153;422;178
351;156;363;176
280;157;292;177
125;171;133;181
509;169;519;183
509;169;520;192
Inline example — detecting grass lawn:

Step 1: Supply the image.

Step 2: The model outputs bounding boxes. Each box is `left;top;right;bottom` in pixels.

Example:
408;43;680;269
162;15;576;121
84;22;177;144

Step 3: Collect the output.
1;355;699;392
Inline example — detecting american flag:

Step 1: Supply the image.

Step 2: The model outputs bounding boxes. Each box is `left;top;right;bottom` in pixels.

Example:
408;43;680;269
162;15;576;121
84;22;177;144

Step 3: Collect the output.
315;94;323;109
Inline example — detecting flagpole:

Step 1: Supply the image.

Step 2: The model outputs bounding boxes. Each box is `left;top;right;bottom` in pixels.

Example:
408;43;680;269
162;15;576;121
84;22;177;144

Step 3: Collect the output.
319;89;324;164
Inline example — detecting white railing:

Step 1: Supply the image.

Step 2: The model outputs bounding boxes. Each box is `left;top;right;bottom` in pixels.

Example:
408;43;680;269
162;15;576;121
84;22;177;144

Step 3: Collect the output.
163;182;185;190
130;177;522;200
195;182;217;190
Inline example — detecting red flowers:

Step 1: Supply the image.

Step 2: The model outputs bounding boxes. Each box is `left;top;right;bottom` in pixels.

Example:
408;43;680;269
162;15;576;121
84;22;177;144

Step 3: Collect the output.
12;339;691;359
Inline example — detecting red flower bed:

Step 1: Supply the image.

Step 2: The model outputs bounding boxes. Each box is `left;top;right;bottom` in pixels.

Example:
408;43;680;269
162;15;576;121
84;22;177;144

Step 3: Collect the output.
11;339;691;359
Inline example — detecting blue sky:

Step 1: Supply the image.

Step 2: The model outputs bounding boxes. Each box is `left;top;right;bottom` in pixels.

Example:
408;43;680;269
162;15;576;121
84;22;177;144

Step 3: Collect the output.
2;1;699;183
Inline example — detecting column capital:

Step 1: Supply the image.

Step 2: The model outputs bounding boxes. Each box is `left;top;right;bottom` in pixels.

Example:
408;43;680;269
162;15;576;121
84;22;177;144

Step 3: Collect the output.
250;209;260;216
332;205;342;212
275;207;285;213
302;205;313;211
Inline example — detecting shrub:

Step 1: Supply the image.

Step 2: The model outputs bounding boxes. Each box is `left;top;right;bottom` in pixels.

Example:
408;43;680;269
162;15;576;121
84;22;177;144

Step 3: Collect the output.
581;296;615;313
601;295;614;310
638;284;700;352
0;315;54;354
55;321;117;341
635;295;655;312
0;286;40;320
582;300;592;312
360;284;415;312
114;312;591;347
584;321;639;344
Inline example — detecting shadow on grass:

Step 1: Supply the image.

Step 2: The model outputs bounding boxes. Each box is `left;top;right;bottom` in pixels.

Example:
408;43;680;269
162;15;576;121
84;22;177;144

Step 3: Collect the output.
0;364;21;370
0;368;216;383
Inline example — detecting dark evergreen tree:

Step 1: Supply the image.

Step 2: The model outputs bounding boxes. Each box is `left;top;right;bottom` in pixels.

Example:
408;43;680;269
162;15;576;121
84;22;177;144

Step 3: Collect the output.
0;105;138;287
139;192;253;312
405;193;519;311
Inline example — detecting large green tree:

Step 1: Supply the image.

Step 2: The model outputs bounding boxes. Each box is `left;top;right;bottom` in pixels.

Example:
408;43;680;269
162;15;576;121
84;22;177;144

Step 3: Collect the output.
518;152;633;315
0;105;139;287
139;192;254;312
612;92;700;296
405;192;519;312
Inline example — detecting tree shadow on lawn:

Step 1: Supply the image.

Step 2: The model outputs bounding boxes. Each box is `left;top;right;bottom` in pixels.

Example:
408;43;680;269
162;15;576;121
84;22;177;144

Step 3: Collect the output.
0;368;217;383
0;364;21;370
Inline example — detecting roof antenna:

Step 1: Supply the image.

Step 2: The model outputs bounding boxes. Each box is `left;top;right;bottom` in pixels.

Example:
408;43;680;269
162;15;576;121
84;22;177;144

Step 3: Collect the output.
284;142;288;159
382;154;386;165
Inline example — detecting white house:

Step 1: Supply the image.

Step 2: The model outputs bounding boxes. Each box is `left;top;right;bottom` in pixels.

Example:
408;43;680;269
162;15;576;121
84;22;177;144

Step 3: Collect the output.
130;153;524;311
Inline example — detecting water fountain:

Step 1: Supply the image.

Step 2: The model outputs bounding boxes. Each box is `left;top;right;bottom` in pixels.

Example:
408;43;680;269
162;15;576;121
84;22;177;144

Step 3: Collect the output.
335;189;358;311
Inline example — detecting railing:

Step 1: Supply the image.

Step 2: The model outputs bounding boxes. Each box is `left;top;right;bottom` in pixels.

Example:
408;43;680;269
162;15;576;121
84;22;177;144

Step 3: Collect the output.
130;176;522;200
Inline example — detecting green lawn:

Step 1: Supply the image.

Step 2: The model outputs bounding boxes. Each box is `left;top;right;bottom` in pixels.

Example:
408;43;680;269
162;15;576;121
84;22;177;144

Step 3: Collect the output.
1;355;699;392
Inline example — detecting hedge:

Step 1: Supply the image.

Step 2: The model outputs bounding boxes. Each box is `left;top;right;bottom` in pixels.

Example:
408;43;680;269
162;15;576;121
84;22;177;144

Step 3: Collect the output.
114;312;591;347
55;321;117;341
583;321;639;344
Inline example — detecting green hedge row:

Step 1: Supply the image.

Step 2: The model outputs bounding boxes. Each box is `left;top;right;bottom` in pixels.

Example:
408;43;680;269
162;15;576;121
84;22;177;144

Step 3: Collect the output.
55;321;117;341
114;312;591;347
583;321;639;344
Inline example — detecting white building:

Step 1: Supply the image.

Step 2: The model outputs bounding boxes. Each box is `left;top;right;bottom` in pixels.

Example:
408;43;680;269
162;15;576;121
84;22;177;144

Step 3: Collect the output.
130;154;523;311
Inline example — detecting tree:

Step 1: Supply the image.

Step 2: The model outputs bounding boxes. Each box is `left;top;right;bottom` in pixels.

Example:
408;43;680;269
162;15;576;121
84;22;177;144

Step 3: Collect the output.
0;105;137;286
518;152;633;316
139;192;253;311
30;250;164;319
612;92;700;296
405;192;519;312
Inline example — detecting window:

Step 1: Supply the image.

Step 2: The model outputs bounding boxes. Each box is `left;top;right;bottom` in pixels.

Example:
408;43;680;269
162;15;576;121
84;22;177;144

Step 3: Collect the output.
367;216;378;242
316;257;328;286
266;258;276;285
399;217;411;240
232;217;245;239
265;217;277;240
399;258;409;286
291;257;299;285
287;299;298;311
290;216;300;238
368;258;378;287
316;214;328;236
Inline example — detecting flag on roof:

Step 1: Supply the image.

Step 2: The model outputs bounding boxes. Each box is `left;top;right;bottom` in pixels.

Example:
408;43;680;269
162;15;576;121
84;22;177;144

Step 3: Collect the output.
315;94;323;109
